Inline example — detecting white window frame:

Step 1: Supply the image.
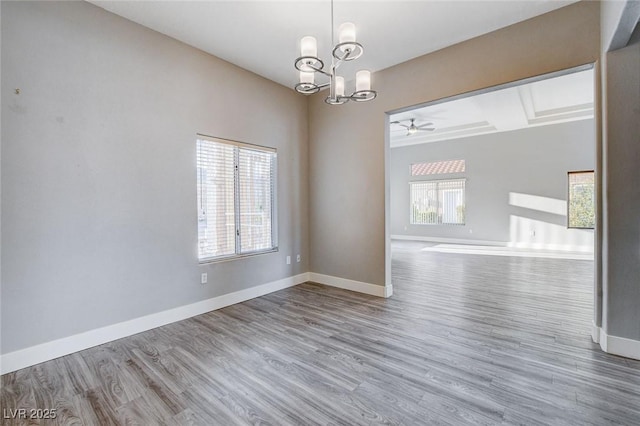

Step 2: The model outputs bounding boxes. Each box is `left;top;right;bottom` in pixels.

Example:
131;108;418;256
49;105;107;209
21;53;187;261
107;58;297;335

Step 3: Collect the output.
410;178;466;225
197;134;278;263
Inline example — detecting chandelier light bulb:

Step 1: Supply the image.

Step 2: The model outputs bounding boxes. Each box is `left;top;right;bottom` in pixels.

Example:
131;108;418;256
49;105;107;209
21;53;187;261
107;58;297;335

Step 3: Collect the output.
356;70;371;92
300;71;314;84
300;36;317;57
335;76;345;97
339;22;356;43
338;22;356;52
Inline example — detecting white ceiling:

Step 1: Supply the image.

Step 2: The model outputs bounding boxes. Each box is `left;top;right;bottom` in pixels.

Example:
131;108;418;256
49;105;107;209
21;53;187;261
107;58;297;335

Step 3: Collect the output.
389;68;594;148
88;0;579;90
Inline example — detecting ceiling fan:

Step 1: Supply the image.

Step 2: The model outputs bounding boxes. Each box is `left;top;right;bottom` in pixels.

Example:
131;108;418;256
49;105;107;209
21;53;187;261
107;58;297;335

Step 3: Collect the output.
391;118;435;136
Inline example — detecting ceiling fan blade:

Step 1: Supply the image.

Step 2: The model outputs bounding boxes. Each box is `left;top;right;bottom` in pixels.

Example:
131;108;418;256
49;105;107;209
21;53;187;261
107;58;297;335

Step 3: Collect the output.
417;123;433;128
418;127;435;132
394;124;410;129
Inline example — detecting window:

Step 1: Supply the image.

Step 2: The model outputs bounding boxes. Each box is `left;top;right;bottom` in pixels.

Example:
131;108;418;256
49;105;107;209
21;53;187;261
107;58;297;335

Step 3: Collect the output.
410;179;466;225
197;135;277;261
568;170;595;229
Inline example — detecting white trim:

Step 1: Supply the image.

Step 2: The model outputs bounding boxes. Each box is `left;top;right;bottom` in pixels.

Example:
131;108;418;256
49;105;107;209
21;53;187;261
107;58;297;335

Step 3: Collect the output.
391;235;505;246
384;284;394;298
0;273;309;374
591;324;640;360
599;327;608;352
309;272;392;298
591;321;601;344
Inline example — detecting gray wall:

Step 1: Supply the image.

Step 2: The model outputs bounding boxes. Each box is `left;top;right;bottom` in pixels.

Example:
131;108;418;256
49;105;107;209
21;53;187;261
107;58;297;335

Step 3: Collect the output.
602;37;640;341
1;1;309;354
308;1;600;287
390;120;595;251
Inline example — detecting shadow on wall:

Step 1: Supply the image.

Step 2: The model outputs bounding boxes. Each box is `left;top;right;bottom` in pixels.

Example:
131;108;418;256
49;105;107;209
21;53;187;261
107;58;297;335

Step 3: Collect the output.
508;192;594;252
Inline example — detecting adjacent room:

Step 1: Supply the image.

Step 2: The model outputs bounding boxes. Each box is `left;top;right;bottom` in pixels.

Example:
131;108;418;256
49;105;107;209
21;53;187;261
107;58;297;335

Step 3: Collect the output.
2;1;639;424
390;68;596;258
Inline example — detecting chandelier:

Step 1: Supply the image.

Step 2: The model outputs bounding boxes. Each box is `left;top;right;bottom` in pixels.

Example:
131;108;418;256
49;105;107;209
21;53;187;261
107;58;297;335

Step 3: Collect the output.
293;0;377;105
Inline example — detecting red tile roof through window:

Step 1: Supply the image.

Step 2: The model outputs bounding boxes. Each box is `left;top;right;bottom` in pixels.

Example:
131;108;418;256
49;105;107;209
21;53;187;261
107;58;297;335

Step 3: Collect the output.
411;160;466;176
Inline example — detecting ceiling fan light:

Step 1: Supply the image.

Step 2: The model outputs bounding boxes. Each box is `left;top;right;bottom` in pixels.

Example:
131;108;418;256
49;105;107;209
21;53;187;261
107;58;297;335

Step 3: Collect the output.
408;126;418;135
300;36;317;57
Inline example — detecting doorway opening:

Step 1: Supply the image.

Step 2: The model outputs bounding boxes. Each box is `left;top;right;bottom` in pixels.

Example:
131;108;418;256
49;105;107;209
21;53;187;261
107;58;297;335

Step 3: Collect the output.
385;65;597;340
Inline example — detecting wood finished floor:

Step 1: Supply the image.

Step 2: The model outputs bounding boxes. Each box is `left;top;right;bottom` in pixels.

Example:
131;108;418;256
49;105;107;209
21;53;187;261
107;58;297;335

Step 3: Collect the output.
2;241;640;425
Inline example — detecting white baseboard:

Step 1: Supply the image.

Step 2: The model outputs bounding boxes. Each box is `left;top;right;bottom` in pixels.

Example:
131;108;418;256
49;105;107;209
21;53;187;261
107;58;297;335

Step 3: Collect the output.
591;321;601;344
308;272;392;298
0;273;309;374
591;324;640;360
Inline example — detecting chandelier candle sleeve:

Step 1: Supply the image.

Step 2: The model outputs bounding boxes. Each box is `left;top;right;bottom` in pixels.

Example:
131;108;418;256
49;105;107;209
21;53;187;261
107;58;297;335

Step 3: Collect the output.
335;76;345;97
339;22;356;48
300;71;314;84
301;36;317;57
356;70;371;91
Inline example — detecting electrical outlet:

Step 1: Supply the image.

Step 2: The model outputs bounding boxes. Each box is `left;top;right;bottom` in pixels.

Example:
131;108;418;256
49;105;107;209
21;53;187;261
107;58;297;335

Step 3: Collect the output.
286;256;291;265
296;254;301;263
201;273;207;284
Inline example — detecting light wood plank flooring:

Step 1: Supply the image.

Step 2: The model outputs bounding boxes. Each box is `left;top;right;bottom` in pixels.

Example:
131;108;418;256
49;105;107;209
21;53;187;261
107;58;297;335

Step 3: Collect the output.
2;241;639;425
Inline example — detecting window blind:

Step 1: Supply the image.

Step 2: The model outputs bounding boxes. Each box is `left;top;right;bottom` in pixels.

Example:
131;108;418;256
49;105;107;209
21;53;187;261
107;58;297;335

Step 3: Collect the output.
197;136;277;261
410;179;465;225
238;148;274;253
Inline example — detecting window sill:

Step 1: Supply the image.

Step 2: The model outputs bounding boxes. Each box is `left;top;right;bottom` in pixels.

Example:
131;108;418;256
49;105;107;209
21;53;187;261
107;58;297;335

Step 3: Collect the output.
198;247;279;265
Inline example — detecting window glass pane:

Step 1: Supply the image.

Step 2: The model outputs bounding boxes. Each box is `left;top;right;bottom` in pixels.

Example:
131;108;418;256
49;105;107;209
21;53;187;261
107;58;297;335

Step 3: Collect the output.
197;139;236;260
196;136;277;261
411;181;438;224
568;171;595;228
238;148;274;253
410;179;465;225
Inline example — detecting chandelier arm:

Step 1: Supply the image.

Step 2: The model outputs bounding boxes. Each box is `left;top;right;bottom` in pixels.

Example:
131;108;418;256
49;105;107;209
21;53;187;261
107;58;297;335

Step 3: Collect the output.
332;43;363;62
295;56;324;73
345;90;377;102
306;63;332;77
331;47;355;70
333;56;347;70
336;49;353;64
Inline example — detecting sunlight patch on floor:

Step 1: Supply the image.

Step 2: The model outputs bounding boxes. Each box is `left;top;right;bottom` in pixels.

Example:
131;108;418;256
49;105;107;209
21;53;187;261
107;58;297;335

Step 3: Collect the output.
421;244;593;260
